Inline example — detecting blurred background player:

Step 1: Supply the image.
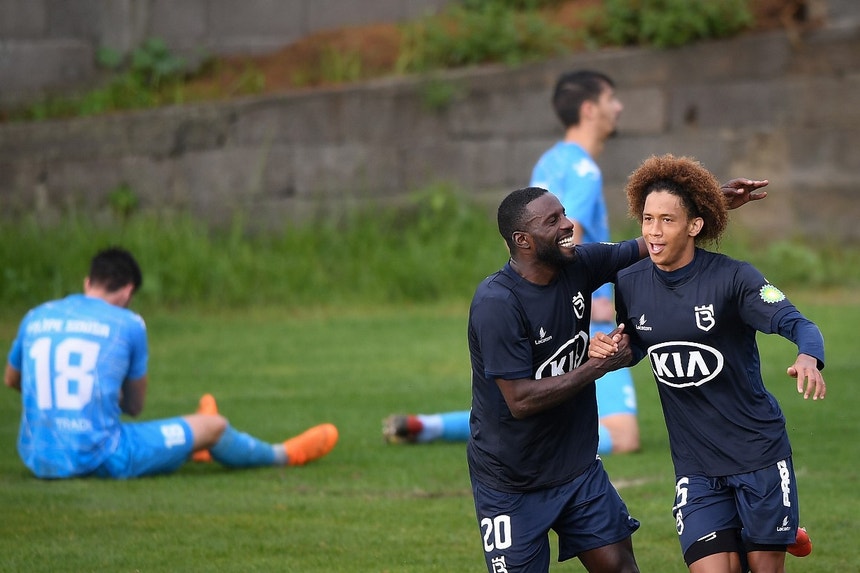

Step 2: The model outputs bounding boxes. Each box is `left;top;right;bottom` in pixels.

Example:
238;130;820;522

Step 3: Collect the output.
384;70;639;456
4;247;338;479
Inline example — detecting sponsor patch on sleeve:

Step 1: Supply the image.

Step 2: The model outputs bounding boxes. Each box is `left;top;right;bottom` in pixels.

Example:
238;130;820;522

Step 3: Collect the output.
759;284;785;304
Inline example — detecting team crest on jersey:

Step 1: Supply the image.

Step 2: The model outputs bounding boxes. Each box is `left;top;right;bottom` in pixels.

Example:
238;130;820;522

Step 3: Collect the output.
760;284;785;304
571;291;586;319
694;304;715;332
647;341;724;388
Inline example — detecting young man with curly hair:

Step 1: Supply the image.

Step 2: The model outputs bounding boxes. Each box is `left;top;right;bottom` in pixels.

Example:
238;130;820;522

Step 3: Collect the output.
590;154;823;572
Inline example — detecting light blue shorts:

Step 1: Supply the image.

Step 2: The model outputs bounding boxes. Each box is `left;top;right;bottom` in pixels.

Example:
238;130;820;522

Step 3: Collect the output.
592;321;637;416
93;417;194;479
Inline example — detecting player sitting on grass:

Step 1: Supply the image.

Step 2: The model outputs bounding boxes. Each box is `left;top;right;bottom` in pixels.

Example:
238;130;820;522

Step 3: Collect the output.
4;247;338;479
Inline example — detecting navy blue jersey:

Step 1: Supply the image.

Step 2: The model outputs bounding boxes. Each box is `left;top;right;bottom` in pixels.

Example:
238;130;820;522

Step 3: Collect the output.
467;239;640;492
616;249;818;476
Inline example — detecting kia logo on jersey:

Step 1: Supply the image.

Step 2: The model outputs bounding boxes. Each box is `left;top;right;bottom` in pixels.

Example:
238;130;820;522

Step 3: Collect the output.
535;332;589;379
647;341;724;388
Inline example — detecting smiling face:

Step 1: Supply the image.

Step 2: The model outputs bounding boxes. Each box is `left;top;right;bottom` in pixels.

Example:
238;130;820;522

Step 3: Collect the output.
518;192;576;267
641;190;703;271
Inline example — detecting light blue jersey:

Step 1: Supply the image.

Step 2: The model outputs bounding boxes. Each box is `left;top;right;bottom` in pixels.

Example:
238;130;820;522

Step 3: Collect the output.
531;141;612;301
8;294;148;478
531;141;637;440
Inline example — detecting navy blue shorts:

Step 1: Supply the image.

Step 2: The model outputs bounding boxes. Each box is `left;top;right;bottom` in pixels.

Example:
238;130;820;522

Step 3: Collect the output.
471;458;640;572
672;457;800;556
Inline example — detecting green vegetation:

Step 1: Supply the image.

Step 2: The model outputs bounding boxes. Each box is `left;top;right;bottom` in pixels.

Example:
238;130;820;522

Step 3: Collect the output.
462;0;568;10
396;2;576;73
292;46;365;87
586;0;754;49
106;183;140;221
0;180;856;571
6;38;193;122
418;77;466;111
0;185;506;310
0;190;846;310
2;0;757;122
0;296;855;571
2;185;859;313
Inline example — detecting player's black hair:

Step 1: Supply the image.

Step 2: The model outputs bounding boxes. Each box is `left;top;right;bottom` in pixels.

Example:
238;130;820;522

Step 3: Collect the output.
88;247;143;293
552;70;614;128
498;186;548;250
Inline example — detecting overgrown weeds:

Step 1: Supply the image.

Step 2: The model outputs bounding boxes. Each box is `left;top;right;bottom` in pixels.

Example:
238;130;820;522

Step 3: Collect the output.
585;0;754;49
1;182;856;312
0;184;504;310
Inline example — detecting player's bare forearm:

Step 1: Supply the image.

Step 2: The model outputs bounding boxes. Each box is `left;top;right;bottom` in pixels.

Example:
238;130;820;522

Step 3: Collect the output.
496;349;630;419
4;364;21;392
119;376;147;416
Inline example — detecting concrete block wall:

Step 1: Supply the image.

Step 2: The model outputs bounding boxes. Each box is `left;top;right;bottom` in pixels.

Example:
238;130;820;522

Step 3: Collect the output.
0;0;449;103
1;13;859;242
3;0;858;104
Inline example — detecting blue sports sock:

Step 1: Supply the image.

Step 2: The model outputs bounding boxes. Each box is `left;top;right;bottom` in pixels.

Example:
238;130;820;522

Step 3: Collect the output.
440;410;471;441
416;414;443;442
597;423;613;455
416;410;471;442
209;424;281;467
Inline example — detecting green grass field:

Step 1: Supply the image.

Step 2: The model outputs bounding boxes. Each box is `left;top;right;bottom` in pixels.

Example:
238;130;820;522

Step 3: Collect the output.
0;294;856;572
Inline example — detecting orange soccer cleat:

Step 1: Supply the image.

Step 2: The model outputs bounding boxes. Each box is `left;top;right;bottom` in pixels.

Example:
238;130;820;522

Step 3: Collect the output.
191;393;219;463
284;423;339;466
787;527;812;558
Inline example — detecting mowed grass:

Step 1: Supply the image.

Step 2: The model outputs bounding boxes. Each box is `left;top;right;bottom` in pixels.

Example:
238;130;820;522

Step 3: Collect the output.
0;294;856;572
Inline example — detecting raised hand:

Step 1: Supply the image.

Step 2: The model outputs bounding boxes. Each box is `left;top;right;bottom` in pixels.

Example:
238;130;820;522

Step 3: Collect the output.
721;178;769;210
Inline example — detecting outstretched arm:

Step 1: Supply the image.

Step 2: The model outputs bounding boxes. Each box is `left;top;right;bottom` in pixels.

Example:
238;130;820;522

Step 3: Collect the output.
775;309;825;400
721;178;769;210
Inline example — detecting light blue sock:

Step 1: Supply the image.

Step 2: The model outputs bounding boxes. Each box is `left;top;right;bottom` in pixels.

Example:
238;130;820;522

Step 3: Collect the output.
209;424;282;467
597;423;613;455
416;410;471;442
416;414;443;442
440;410;471;441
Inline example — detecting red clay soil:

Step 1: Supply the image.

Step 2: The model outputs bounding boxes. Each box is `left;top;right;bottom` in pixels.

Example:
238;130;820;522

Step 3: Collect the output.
181;0;817;100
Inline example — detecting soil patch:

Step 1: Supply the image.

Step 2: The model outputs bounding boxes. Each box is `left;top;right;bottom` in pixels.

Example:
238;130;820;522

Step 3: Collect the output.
183;0;818;100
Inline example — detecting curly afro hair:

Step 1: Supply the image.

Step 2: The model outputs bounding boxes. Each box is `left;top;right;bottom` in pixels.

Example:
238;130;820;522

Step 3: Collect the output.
625;154;728;245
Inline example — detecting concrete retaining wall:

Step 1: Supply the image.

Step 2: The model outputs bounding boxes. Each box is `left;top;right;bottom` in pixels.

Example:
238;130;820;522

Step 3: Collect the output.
0;0;449;103
1;23;859;241
3;0;860;103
